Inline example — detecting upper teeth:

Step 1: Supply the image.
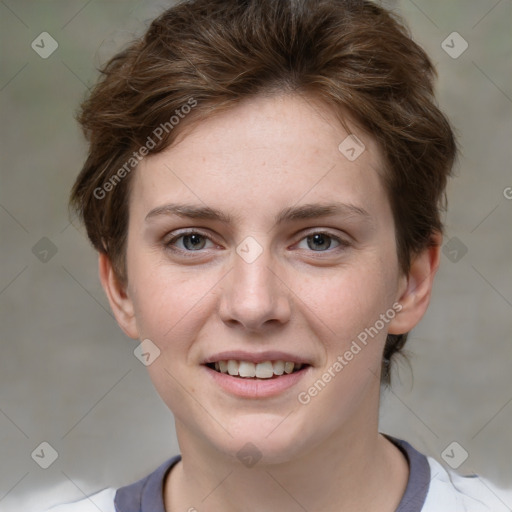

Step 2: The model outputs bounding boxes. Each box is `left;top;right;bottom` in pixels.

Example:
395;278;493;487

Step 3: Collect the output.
213;360;303;379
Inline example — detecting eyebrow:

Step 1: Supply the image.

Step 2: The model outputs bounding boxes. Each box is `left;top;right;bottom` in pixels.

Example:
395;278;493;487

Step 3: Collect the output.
145;202;371;225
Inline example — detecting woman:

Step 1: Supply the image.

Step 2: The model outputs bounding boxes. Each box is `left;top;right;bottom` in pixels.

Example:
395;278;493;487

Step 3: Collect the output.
50;0;507;510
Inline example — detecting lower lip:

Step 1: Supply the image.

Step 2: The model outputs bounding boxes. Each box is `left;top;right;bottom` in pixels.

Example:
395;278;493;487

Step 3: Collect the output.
203;365;311;398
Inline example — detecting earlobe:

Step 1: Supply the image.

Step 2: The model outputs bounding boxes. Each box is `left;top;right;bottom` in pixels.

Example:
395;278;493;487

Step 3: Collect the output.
388;233;442;335
98;253;139;339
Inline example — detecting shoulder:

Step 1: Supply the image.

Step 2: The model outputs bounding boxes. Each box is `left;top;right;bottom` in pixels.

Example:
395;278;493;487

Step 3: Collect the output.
44;488;116;511
42;455;181;512
385;434;511;512
422;456;511;512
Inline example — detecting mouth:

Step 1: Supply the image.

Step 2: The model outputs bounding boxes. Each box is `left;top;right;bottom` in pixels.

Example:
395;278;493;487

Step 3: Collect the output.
202;351;313;398
205;360;310;379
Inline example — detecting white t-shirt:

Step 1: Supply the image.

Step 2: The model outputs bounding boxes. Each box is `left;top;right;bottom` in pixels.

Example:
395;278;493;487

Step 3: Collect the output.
45;436;511;512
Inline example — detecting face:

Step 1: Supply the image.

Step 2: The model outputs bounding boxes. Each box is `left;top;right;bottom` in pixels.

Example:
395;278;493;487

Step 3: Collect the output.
103;93;430;465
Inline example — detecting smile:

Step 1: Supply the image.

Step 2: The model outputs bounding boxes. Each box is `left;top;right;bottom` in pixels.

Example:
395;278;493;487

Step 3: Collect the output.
206;360;306;379
203;359;311;398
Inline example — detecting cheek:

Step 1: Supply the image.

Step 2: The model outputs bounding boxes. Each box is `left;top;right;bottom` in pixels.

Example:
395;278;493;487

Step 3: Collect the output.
127;266;213;408
127;252;234;391
298;258;399;342
293;263;399;435
126;231;192;326
131;269;208;347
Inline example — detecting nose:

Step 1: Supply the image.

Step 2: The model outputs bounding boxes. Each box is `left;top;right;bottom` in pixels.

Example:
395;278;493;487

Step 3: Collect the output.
218;244;291;332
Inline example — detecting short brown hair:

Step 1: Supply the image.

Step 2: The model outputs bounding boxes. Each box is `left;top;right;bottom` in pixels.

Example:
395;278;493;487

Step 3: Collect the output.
70;0;456;384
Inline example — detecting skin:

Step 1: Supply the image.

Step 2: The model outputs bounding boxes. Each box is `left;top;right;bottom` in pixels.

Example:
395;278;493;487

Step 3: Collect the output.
99;93;441;511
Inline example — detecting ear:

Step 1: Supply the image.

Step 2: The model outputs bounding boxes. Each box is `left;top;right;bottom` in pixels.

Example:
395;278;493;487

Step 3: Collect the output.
98;253;139;339
388;232;442;335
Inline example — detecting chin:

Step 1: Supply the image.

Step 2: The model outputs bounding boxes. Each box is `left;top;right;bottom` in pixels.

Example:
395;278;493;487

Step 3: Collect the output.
204;413;313;466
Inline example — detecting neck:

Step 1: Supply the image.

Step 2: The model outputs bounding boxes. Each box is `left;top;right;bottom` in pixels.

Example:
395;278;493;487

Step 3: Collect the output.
165;410;409;511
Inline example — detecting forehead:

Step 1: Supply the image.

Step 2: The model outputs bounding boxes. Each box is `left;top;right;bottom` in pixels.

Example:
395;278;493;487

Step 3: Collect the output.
131;93;389;223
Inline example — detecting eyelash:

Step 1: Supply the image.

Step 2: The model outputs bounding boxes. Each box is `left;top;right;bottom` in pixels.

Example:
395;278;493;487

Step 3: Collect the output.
164;229;350;257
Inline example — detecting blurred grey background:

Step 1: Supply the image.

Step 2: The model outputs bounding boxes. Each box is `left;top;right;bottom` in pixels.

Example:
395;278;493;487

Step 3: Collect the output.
0;1;511;510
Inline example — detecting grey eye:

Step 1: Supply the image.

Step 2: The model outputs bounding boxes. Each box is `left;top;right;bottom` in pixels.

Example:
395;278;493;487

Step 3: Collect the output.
297;233;342;252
